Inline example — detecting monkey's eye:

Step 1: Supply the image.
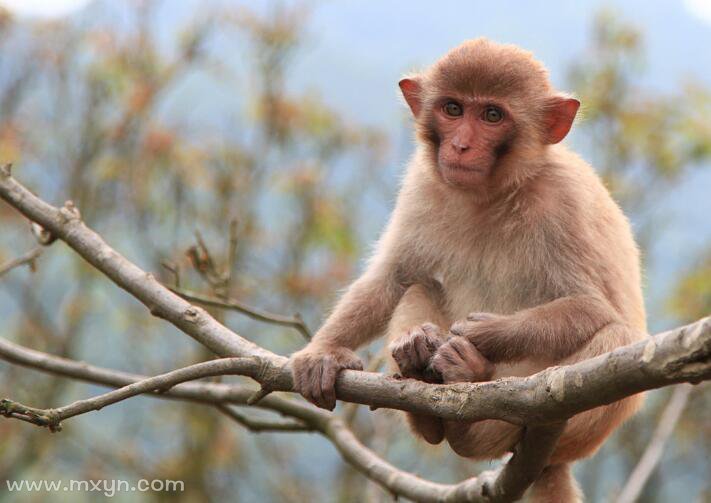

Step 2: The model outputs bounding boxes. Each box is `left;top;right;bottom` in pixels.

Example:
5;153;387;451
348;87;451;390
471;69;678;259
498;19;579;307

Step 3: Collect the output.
482;106;504;123
443;101;463;117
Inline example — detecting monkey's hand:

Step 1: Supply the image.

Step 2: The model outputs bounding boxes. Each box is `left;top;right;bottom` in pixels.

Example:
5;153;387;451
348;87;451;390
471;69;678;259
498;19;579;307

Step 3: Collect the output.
449;312;511;363
430;336;494;384
290;346;363;410
389;323;444;383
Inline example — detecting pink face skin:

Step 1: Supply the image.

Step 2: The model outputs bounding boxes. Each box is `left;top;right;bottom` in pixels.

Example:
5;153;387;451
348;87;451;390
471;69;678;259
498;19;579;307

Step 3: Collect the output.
432;97;515;189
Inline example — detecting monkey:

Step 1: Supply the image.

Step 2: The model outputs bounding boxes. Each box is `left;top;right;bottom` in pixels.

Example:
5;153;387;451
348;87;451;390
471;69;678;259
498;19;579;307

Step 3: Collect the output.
290;38;646;502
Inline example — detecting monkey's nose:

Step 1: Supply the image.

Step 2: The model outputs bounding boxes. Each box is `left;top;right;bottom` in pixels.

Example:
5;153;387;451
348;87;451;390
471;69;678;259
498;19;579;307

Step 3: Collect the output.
451;139;470;153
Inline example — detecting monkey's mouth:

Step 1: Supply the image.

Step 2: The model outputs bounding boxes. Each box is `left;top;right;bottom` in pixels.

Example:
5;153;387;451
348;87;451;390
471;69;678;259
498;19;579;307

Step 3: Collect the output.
439;161;490;187
444;162;487;173
440;162;489;176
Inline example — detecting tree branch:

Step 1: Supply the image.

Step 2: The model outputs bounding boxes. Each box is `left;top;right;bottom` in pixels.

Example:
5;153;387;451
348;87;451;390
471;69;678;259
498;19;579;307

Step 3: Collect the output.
1;357;260;430
0;247;42;278
2;165;711;502
0;336;560;502
617;383;694;503
216;404;313;432
169;286;311;340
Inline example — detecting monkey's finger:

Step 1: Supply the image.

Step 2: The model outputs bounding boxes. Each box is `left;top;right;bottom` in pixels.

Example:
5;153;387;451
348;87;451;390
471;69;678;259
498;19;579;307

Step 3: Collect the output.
447;336;471;359
294;362;313;398
431;350;460;371
344;358;363;371
389;341;405;361
466;312;497;322
450;320;475;338
423;364;443;383
307;364;327;409
311;364;332;410
319;356;338;410
430;353;444;374
421;323;444;349
413;333;433;366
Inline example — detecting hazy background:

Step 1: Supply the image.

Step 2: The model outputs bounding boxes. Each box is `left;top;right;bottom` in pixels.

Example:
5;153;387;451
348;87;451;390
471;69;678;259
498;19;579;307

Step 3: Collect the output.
0;1;709;501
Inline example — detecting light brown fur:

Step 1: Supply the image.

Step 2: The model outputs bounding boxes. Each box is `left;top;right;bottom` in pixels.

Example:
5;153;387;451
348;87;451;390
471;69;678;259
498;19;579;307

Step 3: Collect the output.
291;38;646;502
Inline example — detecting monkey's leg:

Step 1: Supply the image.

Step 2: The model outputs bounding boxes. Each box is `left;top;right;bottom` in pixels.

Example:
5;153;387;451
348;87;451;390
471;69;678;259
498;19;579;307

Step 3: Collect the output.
549;323;645;463
443;419;521;459
429;337;521;458
527;464;582;503
387;284;449;444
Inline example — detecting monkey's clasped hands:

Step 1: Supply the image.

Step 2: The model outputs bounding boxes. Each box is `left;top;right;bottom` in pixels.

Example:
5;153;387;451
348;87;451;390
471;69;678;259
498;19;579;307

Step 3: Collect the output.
390;321;495;385
292;314;499;411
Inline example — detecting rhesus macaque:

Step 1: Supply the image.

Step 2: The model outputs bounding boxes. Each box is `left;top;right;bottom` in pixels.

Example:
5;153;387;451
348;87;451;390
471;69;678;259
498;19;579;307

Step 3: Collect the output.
290;38;646;502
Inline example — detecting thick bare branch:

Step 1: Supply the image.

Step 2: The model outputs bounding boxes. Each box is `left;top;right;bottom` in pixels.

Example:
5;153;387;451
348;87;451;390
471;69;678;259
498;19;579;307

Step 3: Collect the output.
617;384;694;503
169;286;311;340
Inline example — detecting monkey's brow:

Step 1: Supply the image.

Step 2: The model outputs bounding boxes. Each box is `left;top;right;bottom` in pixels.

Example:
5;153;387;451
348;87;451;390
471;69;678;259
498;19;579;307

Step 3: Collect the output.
436;94;506;106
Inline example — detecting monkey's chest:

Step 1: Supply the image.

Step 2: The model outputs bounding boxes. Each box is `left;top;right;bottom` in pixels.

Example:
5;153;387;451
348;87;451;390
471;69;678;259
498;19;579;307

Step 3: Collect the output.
436;244;551;321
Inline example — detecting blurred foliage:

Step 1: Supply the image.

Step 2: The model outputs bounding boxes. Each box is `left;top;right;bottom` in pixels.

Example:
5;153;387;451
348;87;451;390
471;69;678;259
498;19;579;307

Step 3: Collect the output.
0;1;387;501
670;251;711;320
0;3;708;503
570;11;711;211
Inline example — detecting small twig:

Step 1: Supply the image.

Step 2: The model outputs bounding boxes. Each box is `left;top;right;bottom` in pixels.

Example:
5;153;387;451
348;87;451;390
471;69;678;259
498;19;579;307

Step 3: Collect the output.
617;384;694;503
217;404;312;432
0;247;43;278
247;386;273;405
0;399;61;432
225;218;239;285
169;286;312;340
192;229;222;286
0;357;256;430
160;260;181;288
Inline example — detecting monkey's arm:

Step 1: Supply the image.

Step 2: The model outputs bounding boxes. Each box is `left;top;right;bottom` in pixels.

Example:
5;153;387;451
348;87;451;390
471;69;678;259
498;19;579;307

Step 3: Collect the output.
291;252;408;409
451;294;618;363
388;285;451;444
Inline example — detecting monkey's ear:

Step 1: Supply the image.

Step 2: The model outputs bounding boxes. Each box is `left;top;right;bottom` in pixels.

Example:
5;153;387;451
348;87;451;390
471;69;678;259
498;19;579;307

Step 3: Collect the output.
399;78;423;117
544;97;580;144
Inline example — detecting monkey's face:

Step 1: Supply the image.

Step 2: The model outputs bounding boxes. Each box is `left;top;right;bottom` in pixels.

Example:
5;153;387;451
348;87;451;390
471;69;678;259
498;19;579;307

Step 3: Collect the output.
429;96;516;189
399;39;580;193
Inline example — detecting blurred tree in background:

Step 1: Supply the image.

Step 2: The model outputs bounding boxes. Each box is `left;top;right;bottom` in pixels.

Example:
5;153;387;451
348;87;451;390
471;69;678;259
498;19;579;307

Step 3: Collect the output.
0;3;708;502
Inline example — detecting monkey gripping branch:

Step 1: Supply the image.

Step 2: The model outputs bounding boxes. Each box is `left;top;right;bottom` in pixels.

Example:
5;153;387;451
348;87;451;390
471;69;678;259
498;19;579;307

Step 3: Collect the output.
0;163;710;503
